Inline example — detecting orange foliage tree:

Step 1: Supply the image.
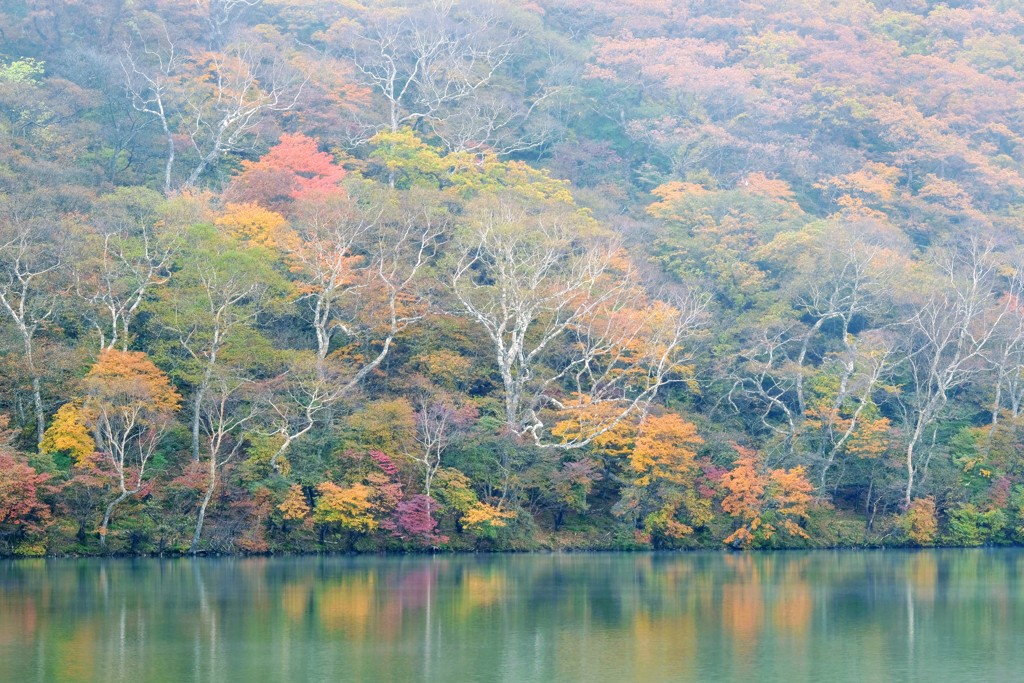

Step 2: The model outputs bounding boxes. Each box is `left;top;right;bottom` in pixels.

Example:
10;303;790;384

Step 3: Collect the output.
630;413;704;487
279;483;311;524
80;349;181;546
720;445;814;548
0;416;51;555
225;133;347;215
620;413;711;546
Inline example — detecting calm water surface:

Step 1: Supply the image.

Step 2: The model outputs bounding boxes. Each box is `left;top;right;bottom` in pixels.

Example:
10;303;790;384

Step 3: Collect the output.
1;550;1021;682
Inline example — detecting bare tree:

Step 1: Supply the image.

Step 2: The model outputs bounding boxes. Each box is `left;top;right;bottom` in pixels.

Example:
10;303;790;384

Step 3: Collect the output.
728;234;894;462
895;239;1014;508
452;195;706;449
342;1;515;131
0;201;65;444
728;323;802;449
263;359;346;474
335;0;558;153
193;0;262;50
191;371;257;553
73;188;174;351
986;265;1024;425
267;188;443;472
792;239;887;416
811;332;896;491
122;16;307;191
435;85;563;155
180;42;307;187
293;186;443;371
411;390;475;498
120;23;181;194
155;231;269;463
288;193;379;371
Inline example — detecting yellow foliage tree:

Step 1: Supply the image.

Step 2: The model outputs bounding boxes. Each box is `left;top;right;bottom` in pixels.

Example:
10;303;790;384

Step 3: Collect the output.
347;398;416;454
39;402;95;465
429;467;514;535
552;399;638;460
215;202;297;251
432;468;480;515
643;496;700;540
630;413;704;486
368;129;575;204
461;502;514;533
313;481;377;532
903;496;938;546
279;484;311;521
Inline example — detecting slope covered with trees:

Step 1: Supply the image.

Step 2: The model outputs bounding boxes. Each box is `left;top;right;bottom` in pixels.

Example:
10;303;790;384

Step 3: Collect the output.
1;0;1023;554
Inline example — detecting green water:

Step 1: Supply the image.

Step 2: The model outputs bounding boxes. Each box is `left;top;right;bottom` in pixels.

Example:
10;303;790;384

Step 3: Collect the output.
1;550;1021;682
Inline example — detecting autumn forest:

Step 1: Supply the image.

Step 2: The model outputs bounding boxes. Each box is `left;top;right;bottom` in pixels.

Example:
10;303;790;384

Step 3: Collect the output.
1;0;1023;556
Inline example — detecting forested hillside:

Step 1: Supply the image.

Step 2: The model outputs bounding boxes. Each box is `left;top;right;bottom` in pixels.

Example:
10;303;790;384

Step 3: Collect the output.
1;0;1023;555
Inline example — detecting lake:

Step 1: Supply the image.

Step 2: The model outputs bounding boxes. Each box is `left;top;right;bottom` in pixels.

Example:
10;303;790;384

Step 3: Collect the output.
1;550;1021;682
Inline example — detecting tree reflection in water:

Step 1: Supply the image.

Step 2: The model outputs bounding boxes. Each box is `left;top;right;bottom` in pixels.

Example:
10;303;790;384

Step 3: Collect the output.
1;551;1023;682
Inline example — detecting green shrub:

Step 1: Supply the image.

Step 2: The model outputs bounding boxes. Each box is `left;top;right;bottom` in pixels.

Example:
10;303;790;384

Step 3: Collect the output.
944;503;1006;546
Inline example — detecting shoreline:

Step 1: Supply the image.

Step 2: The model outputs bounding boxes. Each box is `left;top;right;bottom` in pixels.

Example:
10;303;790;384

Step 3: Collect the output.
4;542;1016;561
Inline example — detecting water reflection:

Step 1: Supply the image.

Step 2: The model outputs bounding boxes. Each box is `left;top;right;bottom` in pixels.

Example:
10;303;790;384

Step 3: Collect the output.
2;550;1023;683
